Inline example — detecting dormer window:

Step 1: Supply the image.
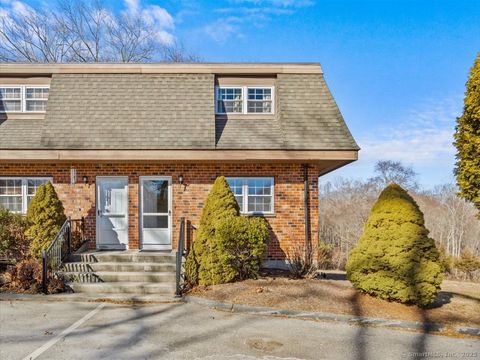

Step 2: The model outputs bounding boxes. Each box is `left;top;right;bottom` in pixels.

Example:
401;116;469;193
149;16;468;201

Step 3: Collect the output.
26;87;49;112
0;87;22;112
247;88;272;113
217;87;243;113
0;86;49;113
216;86;274;114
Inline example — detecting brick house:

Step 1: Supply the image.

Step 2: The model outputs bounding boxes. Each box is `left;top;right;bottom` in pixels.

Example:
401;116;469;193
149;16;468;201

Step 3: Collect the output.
0;63;359;270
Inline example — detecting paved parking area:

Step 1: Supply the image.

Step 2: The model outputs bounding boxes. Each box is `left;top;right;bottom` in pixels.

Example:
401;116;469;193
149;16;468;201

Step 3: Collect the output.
0;300;478;360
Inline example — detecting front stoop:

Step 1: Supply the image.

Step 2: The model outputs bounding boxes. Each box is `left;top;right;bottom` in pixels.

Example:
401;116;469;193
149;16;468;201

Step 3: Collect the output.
60;251;177;296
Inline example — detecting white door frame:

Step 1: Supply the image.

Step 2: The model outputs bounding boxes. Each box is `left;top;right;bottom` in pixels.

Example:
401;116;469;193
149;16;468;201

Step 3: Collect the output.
139;176;172;250
96;176;129;250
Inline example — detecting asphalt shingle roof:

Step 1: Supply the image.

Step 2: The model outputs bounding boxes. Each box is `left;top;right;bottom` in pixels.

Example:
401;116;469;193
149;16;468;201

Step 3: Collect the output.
0;71;359;151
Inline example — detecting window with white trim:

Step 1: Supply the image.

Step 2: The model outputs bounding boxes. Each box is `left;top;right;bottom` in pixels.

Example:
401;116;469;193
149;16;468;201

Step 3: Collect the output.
247;87;272;113
216;87;243;114
0;177;52;214
0;87;22;112
227;177;274;214
26;87;49;112
216;86;274;114
0;86;49;113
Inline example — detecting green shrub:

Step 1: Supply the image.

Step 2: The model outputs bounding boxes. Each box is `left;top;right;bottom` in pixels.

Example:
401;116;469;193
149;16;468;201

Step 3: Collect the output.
185;176;239;285
346;184;443;306
0;208;29;261
25;182;66;258
216;216;269;281
454;250;480;280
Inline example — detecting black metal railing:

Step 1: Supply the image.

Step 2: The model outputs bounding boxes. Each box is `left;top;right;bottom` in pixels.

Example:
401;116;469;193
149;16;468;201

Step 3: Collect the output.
42;218;71;294
175;217;186;297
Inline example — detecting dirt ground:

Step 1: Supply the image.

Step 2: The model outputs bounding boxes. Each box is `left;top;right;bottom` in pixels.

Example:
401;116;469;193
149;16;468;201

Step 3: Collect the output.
189;270;480;329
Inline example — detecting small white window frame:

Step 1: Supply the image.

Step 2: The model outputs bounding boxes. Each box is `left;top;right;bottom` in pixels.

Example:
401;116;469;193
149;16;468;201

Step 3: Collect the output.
0;86;22;113
226;177;275;215
215;86;275;115
25;86;50;113
0;85;49;113
0;177;52;214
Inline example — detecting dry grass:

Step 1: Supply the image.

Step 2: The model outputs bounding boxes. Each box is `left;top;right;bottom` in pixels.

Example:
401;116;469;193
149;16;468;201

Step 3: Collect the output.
189;270;480;329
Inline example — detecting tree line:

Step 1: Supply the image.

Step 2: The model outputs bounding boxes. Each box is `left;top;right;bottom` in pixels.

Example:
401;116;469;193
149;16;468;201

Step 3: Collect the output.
318;161;480;271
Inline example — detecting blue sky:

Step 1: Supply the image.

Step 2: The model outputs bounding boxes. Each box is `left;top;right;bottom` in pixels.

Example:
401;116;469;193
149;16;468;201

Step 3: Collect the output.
3;0;479;189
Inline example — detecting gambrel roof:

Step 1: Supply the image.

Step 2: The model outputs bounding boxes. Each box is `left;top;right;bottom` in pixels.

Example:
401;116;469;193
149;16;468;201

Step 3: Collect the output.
0;63;358;156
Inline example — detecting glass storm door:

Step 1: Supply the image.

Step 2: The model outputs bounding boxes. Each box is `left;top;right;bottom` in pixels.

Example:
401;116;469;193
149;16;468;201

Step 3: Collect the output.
140;176;172;250
96;177;129;250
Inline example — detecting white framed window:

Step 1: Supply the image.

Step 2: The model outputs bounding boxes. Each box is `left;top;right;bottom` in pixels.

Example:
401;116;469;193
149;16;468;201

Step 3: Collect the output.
0;86;49;113
227;177;274;215
216;87;243;114
25;87;49;112
215;86;274;114
0;87;22;112
247;87;272;113
0;177;52;214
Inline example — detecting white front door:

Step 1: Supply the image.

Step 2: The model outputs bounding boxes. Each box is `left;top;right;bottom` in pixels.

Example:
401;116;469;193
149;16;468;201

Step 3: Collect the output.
96;177;129;250
140;176;172;250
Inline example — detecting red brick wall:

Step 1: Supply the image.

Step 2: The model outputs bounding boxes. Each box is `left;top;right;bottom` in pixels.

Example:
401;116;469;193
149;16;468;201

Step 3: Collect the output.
0;162;320;260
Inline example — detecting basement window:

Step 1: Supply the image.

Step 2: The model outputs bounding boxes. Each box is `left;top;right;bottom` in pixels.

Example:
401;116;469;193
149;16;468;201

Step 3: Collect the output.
0;177;52;214
227;177;274;214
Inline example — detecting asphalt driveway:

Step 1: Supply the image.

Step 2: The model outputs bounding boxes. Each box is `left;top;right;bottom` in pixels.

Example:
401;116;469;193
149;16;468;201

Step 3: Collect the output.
0;300;478;360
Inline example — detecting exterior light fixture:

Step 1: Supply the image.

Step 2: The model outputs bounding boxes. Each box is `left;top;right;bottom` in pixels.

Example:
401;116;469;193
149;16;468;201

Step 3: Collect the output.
178;175;184;184
83;176;88;184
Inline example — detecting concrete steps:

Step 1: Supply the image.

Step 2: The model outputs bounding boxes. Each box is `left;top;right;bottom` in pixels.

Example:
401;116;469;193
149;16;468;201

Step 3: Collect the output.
60;251;177;297
63;262;176;273
62;271;176;283
67;282;177;295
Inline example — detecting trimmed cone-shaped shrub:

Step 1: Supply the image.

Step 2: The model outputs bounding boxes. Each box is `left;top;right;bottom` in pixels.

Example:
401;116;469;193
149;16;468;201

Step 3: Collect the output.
185;176;240;285
216;216;269;281
26;182;66;258
346;184;443;306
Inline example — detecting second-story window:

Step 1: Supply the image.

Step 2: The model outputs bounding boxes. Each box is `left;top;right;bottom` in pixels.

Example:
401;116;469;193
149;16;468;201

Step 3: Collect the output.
217;87;243;114
26;87;49;112
0;87;22;112
0;86;49;113
247;88;272;113
216;86;274;114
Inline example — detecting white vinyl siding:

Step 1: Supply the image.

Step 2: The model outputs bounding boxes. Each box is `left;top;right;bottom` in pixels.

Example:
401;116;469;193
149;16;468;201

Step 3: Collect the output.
227;177;274;215
0;177;52;214
0;86;49;113
216;86;274;114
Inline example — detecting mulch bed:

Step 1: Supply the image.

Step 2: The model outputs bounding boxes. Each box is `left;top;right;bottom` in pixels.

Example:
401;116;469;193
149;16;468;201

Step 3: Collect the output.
189;270;480;328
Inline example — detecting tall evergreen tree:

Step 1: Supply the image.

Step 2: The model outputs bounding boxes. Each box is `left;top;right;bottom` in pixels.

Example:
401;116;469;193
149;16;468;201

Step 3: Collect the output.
454;53;480;214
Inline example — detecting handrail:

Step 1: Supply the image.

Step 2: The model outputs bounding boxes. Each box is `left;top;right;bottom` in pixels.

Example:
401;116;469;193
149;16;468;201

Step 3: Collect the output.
42;217;71;294
175;217;186;297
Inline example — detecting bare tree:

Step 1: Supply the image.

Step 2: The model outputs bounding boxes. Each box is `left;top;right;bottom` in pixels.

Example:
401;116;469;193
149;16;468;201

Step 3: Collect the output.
0;6;68;62
318;161;479;271
0;0;199;63
369;160;419;190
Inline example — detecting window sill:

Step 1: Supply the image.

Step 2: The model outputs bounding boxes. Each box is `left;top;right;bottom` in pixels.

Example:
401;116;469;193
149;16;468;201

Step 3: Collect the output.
242;213;276;218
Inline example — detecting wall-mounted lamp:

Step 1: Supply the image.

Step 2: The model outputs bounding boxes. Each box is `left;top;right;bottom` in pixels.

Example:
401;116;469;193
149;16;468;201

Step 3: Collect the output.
178;175;184;185
82;176;89;184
